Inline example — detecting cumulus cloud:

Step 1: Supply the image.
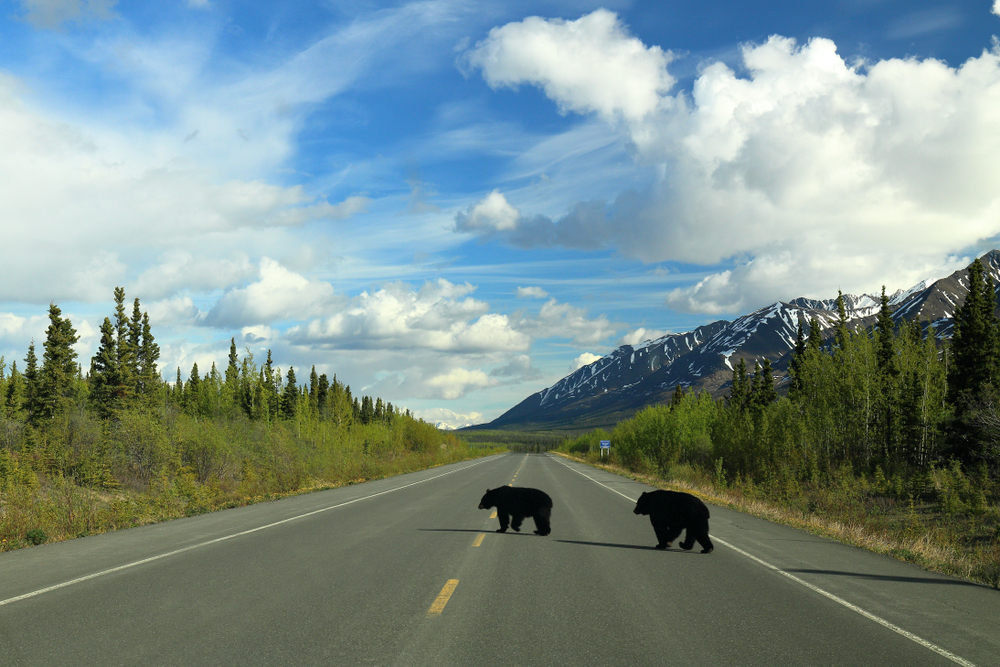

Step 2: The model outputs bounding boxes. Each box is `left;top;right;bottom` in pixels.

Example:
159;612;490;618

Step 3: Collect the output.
464;9;675;124
464;9;1000;313
416;406;483;428
516;286;548;299
618;327;670;347
205;258;340;328
490;354;542;381
517;298;618;346
570;352;601;372
427;367;497;400
287;279;530;353
995;0;1000;18
455;190;521;233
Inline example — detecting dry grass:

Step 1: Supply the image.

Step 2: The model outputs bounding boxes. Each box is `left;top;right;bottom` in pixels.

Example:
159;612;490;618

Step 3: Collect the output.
0;444;502;552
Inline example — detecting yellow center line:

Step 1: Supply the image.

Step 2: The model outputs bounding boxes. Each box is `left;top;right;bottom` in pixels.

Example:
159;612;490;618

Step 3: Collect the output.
472;533;485;547
427;579;459;617
490;511;497;518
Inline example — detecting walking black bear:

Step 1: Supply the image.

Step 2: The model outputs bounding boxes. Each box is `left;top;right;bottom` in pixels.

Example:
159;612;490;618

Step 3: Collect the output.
633;490;713;553
479;486;552;536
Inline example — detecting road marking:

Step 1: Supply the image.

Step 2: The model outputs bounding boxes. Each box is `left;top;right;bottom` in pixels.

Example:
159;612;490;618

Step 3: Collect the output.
548;455;979;667
0;456;503;608
490;511;497;519
427;579;459;616
472;533;485;547
510;454;528;484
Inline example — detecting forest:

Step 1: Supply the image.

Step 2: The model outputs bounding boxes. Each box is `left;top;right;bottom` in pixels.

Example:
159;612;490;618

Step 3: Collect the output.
560;258;1000;587
0;287;498;551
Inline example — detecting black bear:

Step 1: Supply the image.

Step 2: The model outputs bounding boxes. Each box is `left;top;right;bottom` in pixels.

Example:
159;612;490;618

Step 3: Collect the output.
633;490;713;553
479;486;552;536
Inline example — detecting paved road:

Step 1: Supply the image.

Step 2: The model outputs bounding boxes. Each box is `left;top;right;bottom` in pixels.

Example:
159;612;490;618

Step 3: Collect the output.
1;453;998;666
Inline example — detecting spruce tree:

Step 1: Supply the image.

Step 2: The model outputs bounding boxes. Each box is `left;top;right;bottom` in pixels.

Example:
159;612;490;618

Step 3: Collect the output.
225;338;239;395
137;311;160;401
317;373;329;418
834;291;850;351
5;360;23;419
89;317;123;419
113;287;137;397
754;358;777;407
949;258;996;405
728;358;750;411
38;304;79;422
788;319;807;399
23;341;40;425
670;384;685;408
875;286;897;376
282;366;298;418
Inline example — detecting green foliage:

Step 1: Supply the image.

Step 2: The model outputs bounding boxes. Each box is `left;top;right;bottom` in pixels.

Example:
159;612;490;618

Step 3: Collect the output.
25;528;47;545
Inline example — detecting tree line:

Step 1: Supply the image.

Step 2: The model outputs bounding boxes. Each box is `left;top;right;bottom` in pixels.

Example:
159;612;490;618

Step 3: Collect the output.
1;287;402;431
567;256;1000;488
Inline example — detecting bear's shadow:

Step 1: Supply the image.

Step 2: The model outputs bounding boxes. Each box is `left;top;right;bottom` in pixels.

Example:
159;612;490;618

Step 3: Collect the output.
417;529;697;551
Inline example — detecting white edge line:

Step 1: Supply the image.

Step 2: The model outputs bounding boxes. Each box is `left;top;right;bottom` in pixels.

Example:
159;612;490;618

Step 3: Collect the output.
548;455;978;667
0;455;501;608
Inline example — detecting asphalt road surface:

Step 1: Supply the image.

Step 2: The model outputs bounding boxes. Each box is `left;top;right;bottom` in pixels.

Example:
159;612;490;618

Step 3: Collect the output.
2;453;998;666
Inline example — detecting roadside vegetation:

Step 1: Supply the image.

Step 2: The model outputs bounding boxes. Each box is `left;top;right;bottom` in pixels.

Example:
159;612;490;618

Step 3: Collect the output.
0;288;501;552
559;260;1000;588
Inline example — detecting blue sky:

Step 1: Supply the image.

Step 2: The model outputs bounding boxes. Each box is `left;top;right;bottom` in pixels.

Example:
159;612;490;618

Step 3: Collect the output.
2;0;1000;427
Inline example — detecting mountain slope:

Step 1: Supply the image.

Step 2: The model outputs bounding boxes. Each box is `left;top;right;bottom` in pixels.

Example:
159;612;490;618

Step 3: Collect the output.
476;250;1000;432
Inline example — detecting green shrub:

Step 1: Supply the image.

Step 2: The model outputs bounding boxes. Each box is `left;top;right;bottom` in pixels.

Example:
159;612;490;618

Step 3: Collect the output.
26;528;47;545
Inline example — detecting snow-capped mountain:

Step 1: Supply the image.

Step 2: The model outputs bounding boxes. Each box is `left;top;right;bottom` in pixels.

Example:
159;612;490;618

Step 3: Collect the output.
477;251;1000;431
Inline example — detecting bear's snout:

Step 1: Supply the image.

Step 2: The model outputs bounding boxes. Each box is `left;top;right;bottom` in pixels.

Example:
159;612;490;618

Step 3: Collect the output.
479;503;486;509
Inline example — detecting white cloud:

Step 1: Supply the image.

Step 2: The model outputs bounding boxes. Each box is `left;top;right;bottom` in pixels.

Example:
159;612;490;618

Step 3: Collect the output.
415;406;483;428
287;279;530;353
465;9;675;124
516;286;548;299
490;354;542;381
0;70;368;304
465;10;1000;313
455;190;521;233
995;0;1000;18
618;327;670;347
517;298;618;346
570;352;601;372
206;258;340;328
426;367;496;400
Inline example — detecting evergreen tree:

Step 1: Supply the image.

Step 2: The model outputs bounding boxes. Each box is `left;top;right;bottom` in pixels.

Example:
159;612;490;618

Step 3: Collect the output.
137;311;160;402
670;385;685;408
875;286;897;376
186;363;201;413
309;366;319;414
834;291;850;351
317;373;330;418
282;366;299;419
225;338;239;398
788;319;807;399
728;358;750;411
950;258;995;403
89;317;124;419
753;358;777;408
5;360;23;419
173;367;184;404
113;287;137;397
38;303;79;422
23;341;40;425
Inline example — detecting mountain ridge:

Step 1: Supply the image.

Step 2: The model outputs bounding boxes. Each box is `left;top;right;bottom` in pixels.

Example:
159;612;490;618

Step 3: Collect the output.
470;251;1000;432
